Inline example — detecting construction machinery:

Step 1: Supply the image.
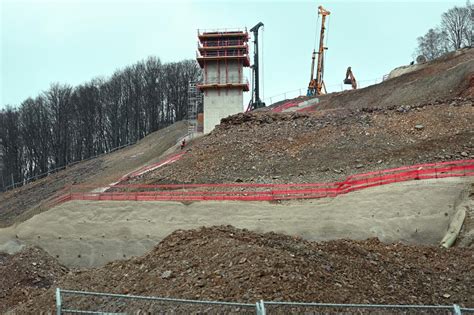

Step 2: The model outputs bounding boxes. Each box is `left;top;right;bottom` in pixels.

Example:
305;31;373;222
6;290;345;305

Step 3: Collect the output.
307;5;330;96
343;67;357;89
247;22;266;111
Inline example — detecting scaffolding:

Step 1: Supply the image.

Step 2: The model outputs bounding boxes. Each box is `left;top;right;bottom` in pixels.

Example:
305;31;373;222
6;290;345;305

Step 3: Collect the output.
196;28;251;133
187;81;203;134
196;29;250;92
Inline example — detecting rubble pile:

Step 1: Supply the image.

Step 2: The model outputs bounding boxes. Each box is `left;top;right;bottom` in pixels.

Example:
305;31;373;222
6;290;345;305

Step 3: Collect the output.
134;97;473;185
0;247;68;313
12;226;474;312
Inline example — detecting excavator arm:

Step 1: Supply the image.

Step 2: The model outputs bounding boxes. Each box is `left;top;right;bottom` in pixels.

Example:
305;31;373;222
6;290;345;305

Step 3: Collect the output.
344;67;357;89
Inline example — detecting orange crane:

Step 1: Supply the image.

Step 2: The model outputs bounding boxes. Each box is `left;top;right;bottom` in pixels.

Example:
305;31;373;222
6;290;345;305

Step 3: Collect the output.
344;67;357;89
307;5;330;96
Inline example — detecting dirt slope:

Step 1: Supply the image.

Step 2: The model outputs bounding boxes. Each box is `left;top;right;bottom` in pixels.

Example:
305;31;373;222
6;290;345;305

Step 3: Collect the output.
132;97;473;185
313;48;474;111
9;225;474;313
130;50;473;186
0;121;187;227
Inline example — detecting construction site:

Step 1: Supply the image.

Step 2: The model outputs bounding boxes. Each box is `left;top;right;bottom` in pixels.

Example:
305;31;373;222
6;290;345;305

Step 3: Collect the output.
1;2;474;314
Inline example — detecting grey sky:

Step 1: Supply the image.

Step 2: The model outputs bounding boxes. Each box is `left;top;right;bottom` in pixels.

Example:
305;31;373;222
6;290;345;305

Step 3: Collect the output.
0;0;466;109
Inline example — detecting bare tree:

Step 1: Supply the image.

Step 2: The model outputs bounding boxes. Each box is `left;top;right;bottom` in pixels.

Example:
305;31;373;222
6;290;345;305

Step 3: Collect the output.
0;107;23;187
0;57;201;189
441;4;471;49
45;83;73;168
19;97;51;177
143;56;163;133
465;0;473;47
416;28;449;60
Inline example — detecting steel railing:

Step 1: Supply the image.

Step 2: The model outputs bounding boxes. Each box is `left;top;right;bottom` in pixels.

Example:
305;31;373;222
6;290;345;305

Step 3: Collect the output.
55;288;474;315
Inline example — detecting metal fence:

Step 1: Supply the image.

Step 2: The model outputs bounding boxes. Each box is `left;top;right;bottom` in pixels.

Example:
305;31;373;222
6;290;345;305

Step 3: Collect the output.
262;76;387;106
56;288;474;315
56;289;255;315
0;142;135;193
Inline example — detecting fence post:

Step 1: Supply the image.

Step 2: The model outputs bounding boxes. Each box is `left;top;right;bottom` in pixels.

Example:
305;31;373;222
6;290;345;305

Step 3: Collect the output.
56;288;61;315
453;304;462;315
256;300;266;315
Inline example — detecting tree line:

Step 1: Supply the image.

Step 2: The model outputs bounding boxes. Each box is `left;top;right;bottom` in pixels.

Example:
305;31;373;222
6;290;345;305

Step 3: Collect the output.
415;1;472;60
0;57;201;190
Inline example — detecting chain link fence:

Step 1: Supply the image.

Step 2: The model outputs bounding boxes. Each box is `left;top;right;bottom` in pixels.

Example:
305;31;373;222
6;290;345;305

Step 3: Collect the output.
57;288;474;315
261;301;474;315
57;289;255;314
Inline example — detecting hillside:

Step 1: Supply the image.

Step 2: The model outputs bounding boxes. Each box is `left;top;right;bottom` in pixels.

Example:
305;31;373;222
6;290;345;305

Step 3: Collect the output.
1;47;473;314
130;97;473;185
126;49;473;186
314;48;473;111
0;122;187;227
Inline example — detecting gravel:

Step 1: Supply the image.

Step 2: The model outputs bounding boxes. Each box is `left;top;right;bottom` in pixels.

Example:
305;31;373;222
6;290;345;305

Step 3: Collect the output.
0;247;68;313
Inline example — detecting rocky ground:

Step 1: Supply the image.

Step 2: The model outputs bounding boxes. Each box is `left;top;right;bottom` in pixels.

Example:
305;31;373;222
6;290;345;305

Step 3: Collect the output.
131;97;473;186
6;225;474;313
0;247;68;313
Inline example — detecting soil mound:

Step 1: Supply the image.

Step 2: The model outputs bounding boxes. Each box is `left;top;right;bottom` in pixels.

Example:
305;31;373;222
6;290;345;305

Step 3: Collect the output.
14;226;474;312
0;246;68;313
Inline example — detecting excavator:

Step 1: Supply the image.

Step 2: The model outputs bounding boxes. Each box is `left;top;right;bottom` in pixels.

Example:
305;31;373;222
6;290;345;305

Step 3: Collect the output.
307;5;330;96
344;67;357;89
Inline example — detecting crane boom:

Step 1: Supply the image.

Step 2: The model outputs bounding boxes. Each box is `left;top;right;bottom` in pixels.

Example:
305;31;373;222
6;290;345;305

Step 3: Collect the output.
307;5;330;96
309;50;316;85
315;6;330;95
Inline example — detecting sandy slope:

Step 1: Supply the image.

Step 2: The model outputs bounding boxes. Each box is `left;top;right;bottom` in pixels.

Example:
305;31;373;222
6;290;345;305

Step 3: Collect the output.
0;177;470;268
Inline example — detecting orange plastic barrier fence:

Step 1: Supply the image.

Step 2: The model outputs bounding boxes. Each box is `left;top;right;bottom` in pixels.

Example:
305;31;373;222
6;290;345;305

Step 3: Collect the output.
49;159;474;205
271;101;298;113
119;152;185;181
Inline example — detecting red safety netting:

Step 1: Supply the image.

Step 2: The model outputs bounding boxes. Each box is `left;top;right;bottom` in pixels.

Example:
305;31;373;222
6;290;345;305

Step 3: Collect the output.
119;152;185;181
48;159;474;205
271;101;298;113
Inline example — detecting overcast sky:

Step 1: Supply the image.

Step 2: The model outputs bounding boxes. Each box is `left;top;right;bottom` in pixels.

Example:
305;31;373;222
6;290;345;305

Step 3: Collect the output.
0;0;466;109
